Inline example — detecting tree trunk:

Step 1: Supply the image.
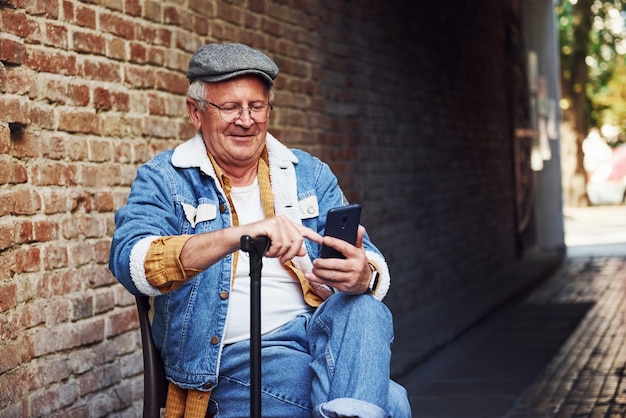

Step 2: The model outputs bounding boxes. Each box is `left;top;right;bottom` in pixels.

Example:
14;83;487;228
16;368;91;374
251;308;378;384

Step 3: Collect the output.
559;0;593;207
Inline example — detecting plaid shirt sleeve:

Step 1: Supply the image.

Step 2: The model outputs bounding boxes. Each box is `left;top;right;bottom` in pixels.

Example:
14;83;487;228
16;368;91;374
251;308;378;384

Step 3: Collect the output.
144;235;202;293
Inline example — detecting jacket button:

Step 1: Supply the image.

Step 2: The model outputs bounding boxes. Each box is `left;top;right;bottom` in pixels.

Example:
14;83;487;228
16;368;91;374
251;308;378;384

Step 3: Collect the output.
220;291;229;300
211;336;219;345
203;383;213;390
219;204;226;213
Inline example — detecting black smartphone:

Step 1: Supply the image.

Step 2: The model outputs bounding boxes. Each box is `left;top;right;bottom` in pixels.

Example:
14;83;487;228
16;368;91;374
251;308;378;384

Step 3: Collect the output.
320;204;362;259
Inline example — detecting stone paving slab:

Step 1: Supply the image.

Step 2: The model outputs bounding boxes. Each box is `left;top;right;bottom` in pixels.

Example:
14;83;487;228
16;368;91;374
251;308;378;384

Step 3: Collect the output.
397;255;626;418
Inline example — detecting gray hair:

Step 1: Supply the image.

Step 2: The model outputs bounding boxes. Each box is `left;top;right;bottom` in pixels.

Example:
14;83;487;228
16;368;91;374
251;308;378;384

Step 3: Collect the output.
187;79;275;112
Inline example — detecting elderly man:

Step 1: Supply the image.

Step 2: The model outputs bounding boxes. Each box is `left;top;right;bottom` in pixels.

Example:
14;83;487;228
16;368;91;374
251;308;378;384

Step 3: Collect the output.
109;43;411;418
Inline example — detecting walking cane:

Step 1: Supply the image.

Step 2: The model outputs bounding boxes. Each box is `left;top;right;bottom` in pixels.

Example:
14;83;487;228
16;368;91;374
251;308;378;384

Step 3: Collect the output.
240;235;270;418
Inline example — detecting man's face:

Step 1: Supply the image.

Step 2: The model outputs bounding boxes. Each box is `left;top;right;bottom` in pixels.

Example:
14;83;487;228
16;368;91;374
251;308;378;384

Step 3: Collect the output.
187;75;271;173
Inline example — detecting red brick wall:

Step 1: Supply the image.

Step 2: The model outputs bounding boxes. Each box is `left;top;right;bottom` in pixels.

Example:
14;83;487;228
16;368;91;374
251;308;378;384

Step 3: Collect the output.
0;0;522;415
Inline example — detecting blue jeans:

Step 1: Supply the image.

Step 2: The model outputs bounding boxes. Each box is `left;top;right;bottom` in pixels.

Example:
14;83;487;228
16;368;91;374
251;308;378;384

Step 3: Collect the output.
208;293;411;417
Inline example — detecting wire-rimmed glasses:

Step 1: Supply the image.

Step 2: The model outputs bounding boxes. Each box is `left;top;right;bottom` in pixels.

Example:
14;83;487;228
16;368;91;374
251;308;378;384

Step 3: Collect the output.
207;102;272;123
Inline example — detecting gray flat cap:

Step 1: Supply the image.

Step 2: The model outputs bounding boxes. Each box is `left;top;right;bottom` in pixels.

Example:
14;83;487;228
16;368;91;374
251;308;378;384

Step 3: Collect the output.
187;43;279;86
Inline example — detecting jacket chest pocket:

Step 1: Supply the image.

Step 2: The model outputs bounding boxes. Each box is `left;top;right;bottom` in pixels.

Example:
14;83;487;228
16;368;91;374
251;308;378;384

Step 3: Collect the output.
181;202;219;230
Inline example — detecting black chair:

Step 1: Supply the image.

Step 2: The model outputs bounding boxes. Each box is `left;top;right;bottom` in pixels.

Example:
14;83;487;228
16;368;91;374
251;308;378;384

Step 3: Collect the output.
136;295;168;418
136;235;270;418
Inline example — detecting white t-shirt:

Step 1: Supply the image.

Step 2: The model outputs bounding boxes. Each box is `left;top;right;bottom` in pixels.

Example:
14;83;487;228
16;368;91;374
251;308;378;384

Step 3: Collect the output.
223;178;312;344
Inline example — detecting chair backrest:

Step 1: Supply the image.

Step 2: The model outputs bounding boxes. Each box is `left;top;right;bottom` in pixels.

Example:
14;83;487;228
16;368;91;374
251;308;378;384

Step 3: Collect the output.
136;296;168;418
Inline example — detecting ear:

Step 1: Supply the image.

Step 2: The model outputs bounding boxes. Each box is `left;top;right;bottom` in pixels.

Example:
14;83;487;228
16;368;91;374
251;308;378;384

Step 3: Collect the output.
186;98;203;130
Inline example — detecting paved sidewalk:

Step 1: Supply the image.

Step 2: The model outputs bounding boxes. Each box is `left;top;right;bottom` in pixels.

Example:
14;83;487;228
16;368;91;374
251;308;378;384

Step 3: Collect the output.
397;255;626;418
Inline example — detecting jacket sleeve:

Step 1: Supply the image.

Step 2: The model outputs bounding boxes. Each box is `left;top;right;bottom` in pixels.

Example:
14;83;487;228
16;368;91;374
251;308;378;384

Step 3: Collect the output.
108;155;184;296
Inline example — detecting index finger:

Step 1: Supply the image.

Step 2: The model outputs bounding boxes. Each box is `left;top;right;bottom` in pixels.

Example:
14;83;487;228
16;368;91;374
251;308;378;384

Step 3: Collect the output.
298;224;323;245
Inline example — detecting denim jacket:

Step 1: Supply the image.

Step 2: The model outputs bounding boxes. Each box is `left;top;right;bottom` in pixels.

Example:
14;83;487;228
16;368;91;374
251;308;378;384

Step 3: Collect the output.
108;132;390;390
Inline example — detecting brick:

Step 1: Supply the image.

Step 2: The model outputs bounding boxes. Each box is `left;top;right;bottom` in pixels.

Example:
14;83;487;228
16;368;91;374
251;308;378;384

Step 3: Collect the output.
99;11;134;39
71;294;93;321
135;25;171;47
148;92;165;115
62;215;101;240
143;115;180;139
73;30;106;55
18;298;46;331
107;306;138;337
100;114;143;137
0;250;15;282
0;38;26;65
87;138;113;162
40;188;72;215
0;94;30;124
0;368;32;406
43;244;68;270
92;0;124;12
79;163;120;188
25;48;77;76
0;9;29;38
124;64;154;88
29;380;79;417
216;1;242;25
93;286;115;313
13;188;41;215
57;109;100;135
189;0;214;15
174;29;201;54
93;87;130;112
86;264;118;288
16;220;33;244
126;0;141;17
154;69;187;94
143;0;162;23
128;41;147;64
94;191;114;213
65;136;89;161
0;156;28;184
62;0;74;22
0;282;17;312
4;66;30;96
31;161;77;186
81;58;121;82
0;222;15;251
41;77;69;104
34;220;59;243
146;45;165;66
67;83;90;106
37;270;80;298
44;22;69;49
114;141;131;163
0;338;26;374
42;297;73;327
41;133;66;160
15;247;41;273
11;129;41;158
29;103;56;130
28;0;60;18
106;37;126;60
74;4;96;29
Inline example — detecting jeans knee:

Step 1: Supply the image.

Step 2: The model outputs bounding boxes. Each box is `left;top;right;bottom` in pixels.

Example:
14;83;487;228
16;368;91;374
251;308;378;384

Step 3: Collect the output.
334;292;392;323
318;293;394;341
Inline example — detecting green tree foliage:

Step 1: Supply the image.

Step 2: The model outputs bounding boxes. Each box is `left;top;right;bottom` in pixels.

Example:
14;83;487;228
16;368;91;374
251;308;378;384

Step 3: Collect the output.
559;0;625;138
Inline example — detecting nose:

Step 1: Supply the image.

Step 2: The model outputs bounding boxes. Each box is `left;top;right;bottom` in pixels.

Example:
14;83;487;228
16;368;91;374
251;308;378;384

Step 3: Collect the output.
235;107;254;126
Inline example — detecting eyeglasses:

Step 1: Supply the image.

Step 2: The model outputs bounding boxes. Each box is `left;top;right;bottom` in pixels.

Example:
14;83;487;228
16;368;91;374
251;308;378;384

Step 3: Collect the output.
207;102;273;123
